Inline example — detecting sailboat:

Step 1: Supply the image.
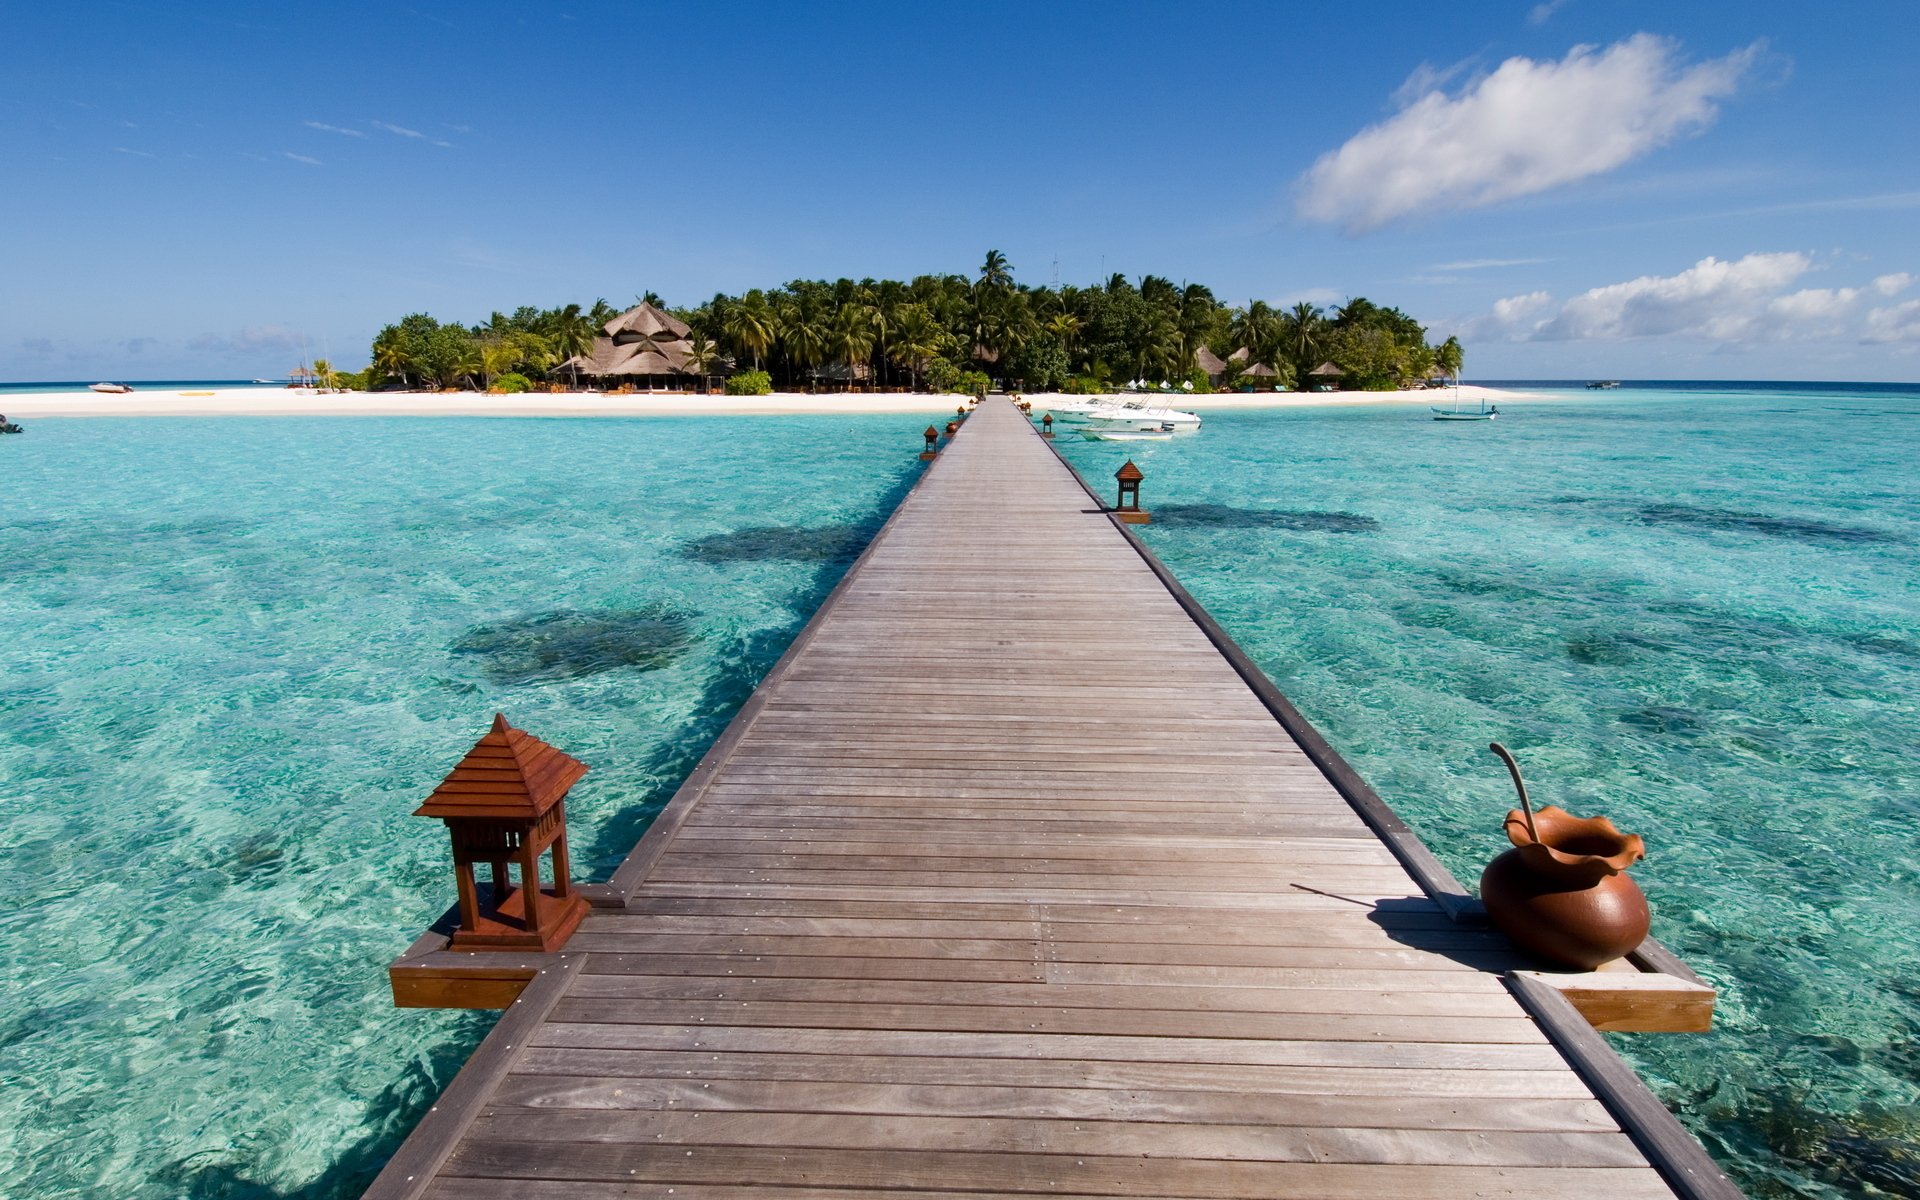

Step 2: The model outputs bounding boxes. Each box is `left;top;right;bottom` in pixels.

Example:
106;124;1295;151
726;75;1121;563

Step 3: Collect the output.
1429;374;1495;421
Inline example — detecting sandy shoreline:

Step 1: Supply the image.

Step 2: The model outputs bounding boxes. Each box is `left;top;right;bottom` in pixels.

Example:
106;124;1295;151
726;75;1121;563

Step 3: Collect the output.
0;383;1545;420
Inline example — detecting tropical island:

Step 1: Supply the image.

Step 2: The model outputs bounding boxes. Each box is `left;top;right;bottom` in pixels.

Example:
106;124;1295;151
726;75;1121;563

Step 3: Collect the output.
346;251;1465;397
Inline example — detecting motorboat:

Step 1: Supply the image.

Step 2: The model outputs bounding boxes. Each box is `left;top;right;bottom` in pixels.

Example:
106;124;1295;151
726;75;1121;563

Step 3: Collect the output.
1080;425;1175;442
1042;397;1114;424
88;382;133;394
1586;380;1621;389
1076;398;1202;432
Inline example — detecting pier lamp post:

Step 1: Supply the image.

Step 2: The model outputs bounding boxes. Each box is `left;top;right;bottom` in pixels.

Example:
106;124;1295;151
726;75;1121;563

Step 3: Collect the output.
921;426;940;460
1041;413;1054;438
1113;460;1150;525
956;405;967;419
945;421;958;438
414;713;590;952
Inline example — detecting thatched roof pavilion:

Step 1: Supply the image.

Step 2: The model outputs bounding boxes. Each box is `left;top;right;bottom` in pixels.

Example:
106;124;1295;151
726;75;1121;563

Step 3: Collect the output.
559;302;723;388
1309;361;1345;377
1194;346;1228;382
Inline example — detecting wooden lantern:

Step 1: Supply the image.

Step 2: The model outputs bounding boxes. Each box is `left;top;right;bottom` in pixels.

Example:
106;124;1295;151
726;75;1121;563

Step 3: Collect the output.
1113;459;1150;524
920;425;940;460
415;713;590;952
1041;413;1054;438
945;420;958;437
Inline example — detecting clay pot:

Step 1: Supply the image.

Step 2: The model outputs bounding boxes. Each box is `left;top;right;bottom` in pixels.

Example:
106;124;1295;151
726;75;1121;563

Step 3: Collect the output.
1480;805;1649;970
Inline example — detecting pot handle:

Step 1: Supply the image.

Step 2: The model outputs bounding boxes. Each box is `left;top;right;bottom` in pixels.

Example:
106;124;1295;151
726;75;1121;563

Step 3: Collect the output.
1488;742;1539;844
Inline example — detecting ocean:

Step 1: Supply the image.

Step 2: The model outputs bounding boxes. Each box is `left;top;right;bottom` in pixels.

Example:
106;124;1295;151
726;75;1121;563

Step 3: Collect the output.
1;386;1915;1198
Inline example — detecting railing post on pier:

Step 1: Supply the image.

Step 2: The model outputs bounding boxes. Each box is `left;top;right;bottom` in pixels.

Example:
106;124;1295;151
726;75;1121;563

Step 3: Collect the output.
1113;459;1150;524
413;713;590;953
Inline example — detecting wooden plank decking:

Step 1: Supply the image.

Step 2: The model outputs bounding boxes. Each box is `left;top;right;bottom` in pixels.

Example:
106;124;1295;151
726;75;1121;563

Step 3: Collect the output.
369;398;1734;1199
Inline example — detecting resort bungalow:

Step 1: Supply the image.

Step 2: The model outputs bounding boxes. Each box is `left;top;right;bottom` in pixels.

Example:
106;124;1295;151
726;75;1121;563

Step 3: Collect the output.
558;302;729;391
1225;347;1285;391
1194;346;1229;388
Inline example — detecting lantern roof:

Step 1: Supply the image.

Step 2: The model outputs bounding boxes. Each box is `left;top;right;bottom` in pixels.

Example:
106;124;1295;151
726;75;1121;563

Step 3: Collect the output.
415;713;588;821
1115;460;1144;483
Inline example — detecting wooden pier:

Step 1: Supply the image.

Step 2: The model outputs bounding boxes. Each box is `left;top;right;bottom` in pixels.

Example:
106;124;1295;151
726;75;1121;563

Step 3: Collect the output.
371;397;1736;1199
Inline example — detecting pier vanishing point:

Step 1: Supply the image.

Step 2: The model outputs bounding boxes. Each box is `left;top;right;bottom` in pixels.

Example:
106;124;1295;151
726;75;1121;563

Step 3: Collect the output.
371;397;1737;1199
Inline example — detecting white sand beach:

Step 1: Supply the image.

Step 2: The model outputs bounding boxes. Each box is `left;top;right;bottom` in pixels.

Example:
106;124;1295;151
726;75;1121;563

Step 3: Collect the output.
2;383;1544;420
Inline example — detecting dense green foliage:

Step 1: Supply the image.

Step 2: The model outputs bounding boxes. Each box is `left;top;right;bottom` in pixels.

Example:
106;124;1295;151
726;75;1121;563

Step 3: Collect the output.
490;372;532;394
724;370;773;396
361;253;1455;392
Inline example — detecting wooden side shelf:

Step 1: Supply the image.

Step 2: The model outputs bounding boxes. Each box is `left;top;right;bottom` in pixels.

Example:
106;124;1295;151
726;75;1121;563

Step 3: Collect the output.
387;923;553;1010
1513;960;1716;1033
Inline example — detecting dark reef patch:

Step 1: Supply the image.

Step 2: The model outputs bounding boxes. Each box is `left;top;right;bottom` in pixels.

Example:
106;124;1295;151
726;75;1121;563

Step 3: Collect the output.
679;523;873;564
449;605;697;685
1631;503;1904;546
1152;504;1379;533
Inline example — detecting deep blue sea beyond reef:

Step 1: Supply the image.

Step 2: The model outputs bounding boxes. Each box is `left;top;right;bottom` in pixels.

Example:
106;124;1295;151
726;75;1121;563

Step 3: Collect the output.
2;388;1916;1199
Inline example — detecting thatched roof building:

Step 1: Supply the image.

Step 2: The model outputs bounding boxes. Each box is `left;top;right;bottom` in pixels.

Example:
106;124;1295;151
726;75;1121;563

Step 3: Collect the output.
1194;346;1228;383
1309;361;1345;377
560;302;725;386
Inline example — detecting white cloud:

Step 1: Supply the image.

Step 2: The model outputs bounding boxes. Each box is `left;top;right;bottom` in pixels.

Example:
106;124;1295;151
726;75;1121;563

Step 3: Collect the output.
1529;0;1570;25
1864;299;1920;344
305;120;365;137
112;146;154;157
284;151;323;165
1462;253;1915;344
373;120;453;147
1298;35;1762;233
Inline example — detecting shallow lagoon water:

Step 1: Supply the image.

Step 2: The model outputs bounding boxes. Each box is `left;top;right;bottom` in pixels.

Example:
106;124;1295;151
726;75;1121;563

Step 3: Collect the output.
1058;388;1920;1199
0;414;917;1198
2;393;1916;1198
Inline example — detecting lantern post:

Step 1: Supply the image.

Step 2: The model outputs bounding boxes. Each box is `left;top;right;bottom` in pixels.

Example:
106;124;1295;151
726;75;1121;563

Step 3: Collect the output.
920;425;940;460
413;713;591;952
1113;460;1150;525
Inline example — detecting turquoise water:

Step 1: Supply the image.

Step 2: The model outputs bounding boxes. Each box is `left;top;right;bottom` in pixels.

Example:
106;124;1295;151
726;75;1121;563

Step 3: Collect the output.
0;414;921;1198
3;394;1916;1199
1057;388;1920;1199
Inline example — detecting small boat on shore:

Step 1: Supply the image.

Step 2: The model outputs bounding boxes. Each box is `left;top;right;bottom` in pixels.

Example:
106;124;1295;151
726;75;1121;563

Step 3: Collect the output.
1587;380;1621;390
0;414;22;435
89;382;133;394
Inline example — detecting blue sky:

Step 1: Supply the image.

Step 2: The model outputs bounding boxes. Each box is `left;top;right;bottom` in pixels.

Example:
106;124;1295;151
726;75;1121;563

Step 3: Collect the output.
3;0;1918;380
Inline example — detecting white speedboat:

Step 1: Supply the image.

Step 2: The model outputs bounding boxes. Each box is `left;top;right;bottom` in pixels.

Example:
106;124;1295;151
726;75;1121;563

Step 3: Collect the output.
89;382;133;394
1043;397;1114;424
1079;399;1201;432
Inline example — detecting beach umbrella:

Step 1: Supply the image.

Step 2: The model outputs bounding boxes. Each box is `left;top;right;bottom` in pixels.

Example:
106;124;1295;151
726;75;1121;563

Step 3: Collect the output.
1182;380;1194;390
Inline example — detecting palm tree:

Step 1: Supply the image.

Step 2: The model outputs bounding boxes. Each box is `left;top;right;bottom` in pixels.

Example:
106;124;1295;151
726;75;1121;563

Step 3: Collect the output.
1283;301;1325;371
478;339;517;390
311;357;338;391
681;333;720;393
830;303;877;391
1044;313;1082;351
1435;335;1464;382
979;249;1013;289
1230;302;1278;363
371;332;412;389
888;304;943;391
780;298;830;386
724;292;776;371
544;303;597;389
